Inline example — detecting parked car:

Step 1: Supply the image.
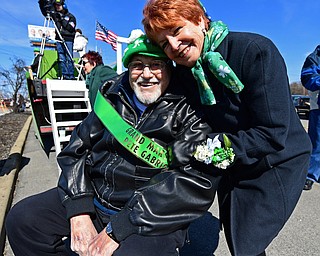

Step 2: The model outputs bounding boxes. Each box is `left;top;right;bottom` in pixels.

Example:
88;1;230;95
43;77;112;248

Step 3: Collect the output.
292;95;310;118
292;95;303;107
2;98;12;107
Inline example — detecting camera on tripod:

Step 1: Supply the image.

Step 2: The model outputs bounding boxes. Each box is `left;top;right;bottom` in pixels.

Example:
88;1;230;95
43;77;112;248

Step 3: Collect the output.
38;0;57;17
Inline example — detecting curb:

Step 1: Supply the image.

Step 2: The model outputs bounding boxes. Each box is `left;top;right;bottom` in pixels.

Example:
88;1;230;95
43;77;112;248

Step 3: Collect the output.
0;115;33;253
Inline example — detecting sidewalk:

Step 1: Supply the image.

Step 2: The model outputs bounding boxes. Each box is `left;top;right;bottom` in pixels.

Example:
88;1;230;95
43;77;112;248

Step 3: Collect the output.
3;121;59;256
210;184;320;255
2;119;320;255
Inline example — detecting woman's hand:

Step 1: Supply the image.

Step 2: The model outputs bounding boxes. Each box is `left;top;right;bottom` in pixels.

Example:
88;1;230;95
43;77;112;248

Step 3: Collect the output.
70;214;98;256
87;228;119;256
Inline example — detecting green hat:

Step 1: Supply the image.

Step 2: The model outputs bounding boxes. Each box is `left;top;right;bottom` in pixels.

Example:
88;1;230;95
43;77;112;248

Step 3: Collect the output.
122;35;168;68
34;48;40;53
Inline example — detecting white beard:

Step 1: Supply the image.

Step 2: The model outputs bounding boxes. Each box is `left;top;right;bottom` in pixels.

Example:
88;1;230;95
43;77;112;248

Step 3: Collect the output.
131;77;162;105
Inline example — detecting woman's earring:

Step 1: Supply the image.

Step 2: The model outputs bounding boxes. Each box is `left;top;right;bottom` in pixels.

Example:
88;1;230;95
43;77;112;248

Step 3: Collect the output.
202;28;207;36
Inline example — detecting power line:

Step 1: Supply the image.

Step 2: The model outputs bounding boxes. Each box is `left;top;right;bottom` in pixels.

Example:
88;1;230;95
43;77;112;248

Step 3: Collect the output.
0;6;35;59
0;46;32;60
0;36;29;50
0;7;26;26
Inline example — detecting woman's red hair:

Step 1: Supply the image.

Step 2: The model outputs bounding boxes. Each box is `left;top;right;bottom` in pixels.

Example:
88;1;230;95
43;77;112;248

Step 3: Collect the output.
142;0;209;42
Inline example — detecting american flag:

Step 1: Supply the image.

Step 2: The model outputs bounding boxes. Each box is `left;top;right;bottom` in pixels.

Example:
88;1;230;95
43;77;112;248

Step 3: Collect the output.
95;21;118;51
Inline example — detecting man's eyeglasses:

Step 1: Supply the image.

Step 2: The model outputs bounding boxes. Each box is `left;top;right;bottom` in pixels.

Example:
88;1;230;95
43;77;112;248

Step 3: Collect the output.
128;60;168;75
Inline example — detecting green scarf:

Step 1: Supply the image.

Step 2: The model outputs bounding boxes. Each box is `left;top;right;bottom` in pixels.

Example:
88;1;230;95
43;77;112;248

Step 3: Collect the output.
191;21;244;105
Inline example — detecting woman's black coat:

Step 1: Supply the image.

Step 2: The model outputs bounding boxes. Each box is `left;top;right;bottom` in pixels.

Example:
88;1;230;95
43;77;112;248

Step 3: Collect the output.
175;31;312;255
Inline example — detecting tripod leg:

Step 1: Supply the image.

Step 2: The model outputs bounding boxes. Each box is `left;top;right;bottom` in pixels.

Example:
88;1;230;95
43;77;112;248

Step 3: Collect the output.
36;16;50;78
50;17;80;80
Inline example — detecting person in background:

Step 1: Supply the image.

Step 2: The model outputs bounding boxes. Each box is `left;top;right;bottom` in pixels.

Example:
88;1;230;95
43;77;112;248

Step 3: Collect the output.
81;51;117;106
301;45;320;190
73;28;88;58
17;94;25;112
142;0;312;255
26;48;41;74
51;0;76;80
6;34;219;256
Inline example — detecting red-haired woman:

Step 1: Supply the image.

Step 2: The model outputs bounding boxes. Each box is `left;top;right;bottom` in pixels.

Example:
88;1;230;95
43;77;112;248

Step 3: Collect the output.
143;0;311;255
81;51;117;106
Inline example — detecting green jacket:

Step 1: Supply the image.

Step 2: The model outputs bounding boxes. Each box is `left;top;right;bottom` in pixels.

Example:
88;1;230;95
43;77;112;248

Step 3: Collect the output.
86;64;117;106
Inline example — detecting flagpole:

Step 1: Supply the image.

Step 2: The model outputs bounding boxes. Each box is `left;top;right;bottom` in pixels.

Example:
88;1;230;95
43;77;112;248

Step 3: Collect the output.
95;20;129;73
95;20;98;52
116;36;130;74
116;42;122;74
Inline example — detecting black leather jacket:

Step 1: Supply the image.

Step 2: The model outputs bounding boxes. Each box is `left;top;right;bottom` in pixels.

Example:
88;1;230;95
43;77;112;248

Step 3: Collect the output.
57;73;219;241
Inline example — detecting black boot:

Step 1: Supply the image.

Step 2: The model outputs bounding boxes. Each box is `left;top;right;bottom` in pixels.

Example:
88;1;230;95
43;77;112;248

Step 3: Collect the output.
303;179;314;190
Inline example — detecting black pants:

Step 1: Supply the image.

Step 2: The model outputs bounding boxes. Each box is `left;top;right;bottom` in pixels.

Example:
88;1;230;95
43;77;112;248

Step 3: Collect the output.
5;188;186;256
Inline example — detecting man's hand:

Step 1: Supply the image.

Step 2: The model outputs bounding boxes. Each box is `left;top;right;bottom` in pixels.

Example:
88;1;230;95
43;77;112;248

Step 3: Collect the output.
51;11;62;21
87;228;119;256
70;214;98;256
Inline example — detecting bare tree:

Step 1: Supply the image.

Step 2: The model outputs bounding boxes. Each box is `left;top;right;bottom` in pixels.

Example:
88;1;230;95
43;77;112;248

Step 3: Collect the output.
290;81;308;95
0;58;27;113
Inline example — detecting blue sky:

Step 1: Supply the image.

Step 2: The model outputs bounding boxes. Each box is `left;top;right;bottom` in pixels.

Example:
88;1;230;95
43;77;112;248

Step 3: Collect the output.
1;0;320;84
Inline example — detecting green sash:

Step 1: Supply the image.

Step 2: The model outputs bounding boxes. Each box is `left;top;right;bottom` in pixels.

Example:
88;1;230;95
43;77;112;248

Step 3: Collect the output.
94;91;168;168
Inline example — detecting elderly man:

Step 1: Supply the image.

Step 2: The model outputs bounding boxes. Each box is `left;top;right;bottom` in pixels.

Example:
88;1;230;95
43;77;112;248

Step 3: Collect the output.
6;35;219;256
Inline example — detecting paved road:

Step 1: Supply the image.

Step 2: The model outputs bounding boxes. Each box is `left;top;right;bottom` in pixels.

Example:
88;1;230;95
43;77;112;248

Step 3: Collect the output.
3;119;320;255
211;119;320;256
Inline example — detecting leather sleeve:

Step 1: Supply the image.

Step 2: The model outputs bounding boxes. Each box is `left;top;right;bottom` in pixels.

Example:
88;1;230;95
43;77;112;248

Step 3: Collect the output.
168;103;211;167
57;112;103;218
110;166;220;241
